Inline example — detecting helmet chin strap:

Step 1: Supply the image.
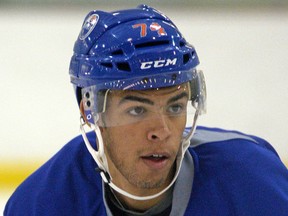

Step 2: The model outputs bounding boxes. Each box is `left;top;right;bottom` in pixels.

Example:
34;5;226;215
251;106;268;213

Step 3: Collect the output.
80;111;199;201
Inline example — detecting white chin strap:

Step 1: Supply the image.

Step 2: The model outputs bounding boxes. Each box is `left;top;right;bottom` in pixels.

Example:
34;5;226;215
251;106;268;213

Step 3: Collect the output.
80;111;199;201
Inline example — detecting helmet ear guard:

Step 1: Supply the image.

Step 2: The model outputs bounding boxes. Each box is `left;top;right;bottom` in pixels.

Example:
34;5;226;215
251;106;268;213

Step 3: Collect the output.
81;89;110;125
190;70;207;115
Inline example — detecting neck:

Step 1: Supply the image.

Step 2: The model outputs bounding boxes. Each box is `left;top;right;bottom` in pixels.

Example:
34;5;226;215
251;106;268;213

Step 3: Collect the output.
109;164;176;211
111;186;170;212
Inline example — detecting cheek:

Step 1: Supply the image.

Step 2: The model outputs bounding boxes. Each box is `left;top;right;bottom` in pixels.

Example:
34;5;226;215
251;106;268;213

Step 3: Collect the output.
177;115;187;130
102;125;141;150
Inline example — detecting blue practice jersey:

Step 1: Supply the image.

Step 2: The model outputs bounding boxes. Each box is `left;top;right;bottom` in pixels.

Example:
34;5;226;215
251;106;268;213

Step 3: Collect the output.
4;126;288;215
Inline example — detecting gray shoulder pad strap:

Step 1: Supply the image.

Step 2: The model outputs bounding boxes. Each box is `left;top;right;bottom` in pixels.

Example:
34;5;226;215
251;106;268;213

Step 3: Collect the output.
190;128;258;147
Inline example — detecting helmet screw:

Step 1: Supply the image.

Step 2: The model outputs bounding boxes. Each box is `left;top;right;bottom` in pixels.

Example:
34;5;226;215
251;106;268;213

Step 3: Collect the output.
85;92;90;98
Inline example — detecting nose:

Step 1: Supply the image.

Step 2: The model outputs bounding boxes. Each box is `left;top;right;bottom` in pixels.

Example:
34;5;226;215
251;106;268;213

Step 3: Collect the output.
147;114;172;142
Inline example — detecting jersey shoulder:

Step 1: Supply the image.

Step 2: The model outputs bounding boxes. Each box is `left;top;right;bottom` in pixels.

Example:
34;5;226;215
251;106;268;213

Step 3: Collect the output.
189;126;286;171
4;132;104;215
185;126;288;215
190;126;279;157
192;126;275;150
188;126;287;181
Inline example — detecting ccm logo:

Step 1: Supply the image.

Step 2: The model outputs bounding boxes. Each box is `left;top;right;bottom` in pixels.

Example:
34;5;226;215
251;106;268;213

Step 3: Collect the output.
140;58;177;69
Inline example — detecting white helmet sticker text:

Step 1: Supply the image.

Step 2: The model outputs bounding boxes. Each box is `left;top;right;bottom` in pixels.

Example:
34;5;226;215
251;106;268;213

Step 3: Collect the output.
140;58;177;69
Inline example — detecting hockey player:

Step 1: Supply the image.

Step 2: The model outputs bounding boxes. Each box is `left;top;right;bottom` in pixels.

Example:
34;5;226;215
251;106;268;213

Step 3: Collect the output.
4;5;288;216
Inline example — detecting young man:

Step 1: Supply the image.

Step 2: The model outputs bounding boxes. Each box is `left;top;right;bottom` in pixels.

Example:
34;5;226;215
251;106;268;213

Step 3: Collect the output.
4;5;288;216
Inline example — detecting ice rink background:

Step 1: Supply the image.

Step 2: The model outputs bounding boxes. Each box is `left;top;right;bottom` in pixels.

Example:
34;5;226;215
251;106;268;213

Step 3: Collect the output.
1;1;288;212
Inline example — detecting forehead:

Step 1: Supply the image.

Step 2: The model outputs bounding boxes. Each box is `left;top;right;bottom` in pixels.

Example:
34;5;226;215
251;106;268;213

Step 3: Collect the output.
109;83;190;98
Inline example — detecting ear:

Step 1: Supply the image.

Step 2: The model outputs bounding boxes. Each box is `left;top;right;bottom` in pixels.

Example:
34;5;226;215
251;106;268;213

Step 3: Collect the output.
80;100;91;126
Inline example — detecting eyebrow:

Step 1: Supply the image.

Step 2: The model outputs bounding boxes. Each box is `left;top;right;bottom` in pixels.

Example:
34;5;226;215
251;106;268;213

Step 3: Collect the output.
119;95;154;105
118;92;189;106
167;92;189;104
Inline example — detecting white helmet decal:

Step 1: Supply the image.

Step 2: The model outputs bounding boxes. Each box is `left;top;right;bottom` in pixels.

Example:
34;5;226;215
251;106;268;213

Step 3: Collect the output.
79;14;99;40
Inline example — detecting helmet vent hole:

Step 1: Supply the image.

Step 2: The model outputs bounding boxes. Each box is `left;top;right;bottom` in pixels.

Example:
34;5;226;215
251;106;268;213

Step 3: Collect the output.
171;73;177;80
183;53;190;64
116;62;131;72
135;40;169;49
180;40;186;47
101;62;113;68
111;49;124;55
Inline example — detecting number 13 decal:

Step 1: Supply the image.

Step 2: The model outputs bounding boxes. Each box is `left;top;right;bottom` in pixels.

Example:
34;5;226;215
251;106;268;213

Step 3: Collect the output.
132;22;167;37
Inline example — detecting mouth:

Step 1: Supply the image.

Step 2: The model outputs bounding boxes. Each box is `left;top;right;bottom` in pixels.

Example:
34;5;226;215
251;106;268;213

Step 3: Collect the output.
141;154;169;170
142;154;167;160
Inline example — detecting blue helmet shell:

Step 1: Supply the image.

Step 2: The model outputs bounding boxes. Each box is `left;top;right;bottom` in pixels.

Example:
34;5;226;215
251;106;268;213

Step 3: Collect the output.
69;4;200;104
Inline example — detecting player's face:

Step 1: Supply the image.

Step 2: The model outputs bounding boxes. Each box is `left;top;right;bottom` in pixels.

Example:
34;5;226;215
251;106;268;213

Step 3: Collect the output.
100;84;189;196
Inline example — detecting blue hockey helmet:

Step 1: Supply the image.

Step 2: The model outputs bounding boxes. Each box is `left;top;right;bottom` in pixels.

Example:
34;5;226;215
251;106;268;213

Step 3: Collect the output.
69;5;205;113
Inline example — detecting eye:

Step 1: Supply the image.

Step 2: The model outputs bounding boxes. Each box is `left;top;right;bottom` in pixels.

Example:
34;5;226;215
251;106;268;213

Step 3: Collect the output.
127;106;146;116
167;104;184;115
